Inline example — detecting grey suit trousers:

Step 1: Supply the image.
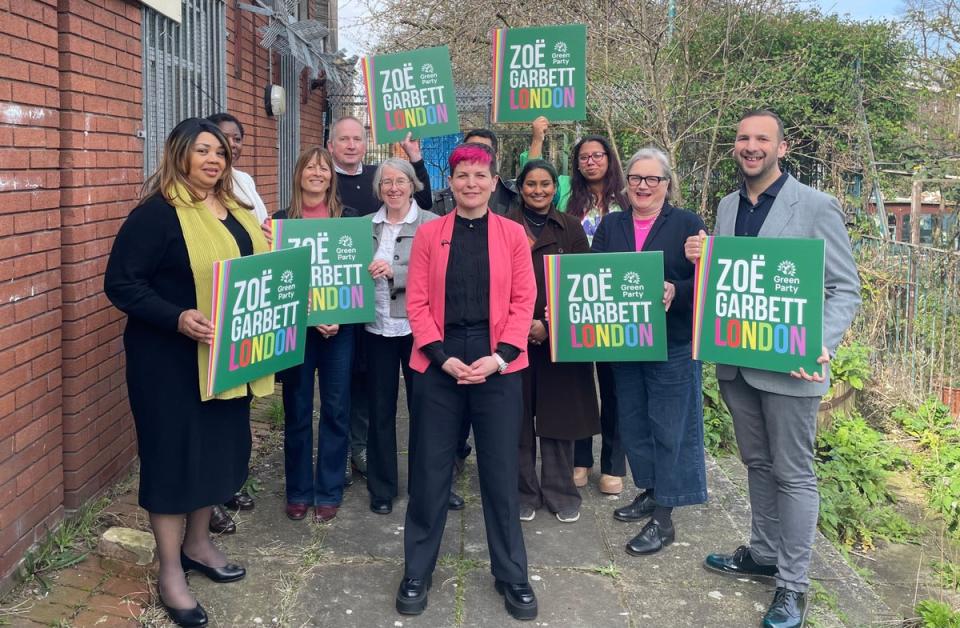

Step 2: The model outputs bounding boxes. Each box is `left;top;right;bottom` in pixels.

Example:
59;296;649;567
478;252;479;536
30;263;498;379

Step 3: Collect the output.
720;371;820;593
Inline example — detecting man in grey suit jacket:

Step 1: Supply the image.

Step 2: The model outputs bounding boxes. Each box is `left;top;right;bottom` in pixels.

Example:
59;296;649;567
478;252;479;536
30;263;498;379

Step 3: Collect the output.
685;110;860;628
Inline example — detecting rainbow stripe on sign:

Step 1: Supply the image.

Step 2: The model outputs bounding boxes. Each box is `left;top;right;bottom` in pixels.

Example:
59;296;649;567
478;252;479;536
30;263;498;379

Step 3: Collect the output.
490;28;508;123
207;258;233;397
690;235;714;360
543;255;562;362
360;56;379;143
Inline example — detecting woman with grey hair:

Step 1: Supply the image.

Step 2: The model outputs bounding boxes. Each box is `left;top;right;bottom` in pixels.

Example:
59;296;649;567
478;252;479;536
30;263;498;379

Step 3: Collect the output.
591;146;708;556
365;158;439;515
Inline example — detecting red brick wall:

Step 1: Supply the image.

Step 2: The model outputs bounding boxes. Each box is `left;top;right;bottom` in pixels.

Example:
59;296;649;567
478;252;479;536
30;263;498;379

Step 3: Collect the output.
0;0;333;588
0;0;66;581
58;0;142;511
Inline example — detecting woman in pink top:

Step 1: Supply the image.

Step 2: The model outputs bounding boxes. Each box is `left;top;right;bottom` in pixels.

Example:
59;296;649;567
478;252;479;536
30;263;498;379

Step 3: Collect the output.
275;148;355;524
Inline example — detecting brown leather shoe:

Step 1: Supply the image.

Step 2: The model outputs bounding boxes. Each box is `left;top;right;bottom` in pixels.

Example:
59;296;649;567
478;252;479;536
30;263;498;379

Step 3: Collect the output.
598;474;623;495
209;505;236;534
573;467;590;488
314;505;338;523
285;503;309;521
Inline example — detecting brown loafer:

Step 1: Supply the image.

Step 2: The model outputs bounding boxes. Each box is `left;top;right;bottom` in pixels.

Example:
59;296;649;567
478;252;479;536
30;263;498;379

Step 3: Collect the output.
285;503;309;521
314;505;338;523
208;505;236;534
573;467;590;488
598;474;623;495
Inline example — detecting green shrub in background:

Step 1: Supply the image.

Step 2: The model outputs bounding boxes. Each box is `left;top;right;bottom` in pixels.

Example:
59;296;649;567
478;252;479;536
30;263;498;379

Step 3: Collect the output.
702;365;737;457
815;412;916;549
828;341;872;393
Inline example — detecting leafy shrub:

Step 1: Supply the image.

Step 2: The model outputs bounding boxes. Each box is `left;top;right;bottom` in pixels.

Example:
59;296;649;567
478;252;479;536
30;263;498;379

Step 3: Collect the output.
828;341;872;392
815;412;915;549
702;365;737;456
914;599;960;628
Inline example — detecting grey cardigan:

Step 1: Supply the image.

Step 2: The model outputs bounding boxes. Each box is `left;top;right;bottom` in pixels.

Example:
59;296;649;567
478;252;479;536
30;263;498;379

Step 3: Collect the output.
371;205;439;319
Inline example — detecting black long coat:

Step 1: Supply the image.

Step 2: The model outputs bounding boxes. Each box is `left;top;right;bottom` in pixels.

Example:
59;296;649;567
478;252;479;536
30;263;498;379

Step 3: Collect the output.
505;205;600;441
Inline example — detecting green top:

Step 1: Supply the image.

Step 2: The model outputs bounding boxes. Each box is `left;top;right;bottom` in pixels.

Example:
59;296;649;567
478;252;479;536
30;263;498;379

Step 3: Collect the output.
518;150;572;212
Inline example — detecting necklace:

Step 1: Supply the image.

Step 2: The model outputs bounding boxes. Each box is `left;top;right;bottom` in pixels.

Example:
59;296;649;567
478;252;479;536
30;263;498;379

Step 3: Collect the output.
523;212;547;227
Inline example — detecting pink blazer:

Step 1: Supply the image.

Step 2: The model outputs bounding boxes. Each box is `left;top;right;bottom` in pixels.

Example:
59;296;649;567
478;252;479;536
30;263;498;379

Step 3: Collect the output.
406;211;536;374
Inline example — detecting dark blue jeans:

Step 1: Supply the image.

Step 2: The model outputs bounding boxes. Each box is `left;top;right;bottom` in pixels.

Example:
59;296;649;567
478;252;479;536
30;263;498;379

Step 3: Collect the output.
281;325;354;506
611;343;707;508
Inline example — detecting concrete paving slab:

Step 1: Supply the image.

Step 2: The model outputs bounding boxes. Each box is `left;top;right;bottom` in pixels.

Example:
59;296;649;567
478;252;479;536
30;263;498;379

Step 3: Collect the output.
461;567;629;628
290;563;458;628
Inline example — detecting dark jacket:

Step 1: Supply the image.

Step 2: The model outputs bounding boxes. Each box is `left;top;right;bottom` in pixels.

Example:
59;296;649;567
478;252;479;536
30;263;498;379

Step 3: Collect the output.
591;203;705;348
433;178;518;216
505;204;600;441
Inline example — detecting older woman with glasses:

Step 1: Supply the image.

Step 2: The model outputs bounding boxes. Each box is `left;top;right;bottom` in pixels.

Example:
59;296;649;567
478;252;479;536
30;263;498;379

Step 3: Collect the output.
364;158;439;515
591;147;708;557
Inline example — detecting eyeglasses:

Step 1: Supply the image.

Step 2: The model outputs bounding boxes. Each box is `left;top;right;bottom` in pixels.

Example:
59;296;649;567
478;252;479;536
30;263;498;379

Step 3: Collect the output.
627;175;669;187
577;151;607;163
380;178;411;188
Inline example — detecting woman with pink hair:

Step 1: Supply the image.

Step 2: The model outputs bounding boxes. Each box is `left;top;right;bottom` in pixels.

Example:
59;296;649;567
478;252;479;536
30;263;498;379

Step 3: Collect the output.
396;143;538;622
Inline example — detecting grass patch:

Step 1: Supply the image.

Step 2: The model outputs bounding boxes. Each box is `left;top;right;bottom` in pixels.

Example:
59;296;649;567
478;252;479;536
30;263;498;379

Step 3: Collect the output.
910;599;960;627
933;560;960;591
591;563;620;579
19;497;111;591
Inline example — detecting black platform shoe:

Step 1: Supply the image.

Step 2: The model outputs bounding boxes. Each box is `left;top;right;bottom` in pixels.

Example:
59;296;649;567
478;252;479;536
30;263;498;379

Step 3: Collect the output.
396;574;432;615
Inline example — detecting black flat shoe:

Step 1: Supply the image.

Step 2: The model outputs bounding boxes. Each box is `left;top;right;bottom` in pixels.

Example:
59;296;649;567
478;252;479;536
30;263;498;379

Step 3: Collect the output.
370;498;393;515
159;596;208;627
625;518;675;556
180;551;246;583
494;580;538;621
448;491;465;511
396;575;432;615
224;491;255;511
613;492;656;522
208;505;236;535
703;545;779;580
762;587;807;628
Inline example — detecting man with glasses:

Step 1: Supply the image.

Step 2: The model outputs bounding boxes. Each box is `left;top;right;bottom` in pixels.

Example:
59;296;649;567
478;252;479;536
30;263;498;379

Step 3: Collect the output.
685;110;860;628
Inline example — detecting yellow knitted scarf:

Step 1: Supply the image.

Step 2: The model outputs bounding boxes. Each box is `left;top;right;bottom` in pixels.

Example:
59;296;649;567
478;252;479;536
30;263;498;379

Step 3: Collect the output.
168;183;275;402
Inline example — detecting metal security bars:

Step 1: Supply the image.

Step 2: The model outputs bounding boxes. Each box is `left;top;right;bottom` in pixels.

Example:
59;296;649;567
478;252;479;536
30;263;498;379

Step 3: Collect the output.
277;55;302;211
142;0;227;176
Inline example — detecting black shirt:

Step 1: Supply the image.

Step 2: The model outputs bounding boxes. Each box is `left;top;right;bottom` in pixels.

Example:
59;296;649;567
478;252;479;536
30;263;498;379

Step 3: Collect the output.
220;211;253;256
521;206;549;240
735;171;789;237
421;212;520;366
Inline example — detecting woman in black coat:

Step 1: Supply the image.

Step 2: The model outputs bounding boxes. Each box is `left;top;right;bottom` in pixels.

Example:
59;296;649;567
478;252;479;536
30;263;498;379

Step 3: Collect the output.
592;147;708;557
505;160;600;523
104;118;270;627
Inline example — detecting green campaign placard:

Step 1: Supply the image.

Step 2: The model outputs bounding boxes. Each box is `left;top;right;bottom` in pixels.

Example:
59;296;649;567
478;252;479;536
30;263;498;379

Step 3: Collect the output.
692;236;825;374
544;252;667;362
491;24;587;123
361;45;460;144
271;217;375;325
207;247;311;396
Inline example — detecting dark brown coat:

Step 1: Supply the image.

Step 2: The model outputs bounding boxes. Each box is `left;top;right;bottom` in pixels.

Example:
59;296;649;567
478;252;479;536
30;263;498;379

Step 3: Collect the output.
506;205;600;441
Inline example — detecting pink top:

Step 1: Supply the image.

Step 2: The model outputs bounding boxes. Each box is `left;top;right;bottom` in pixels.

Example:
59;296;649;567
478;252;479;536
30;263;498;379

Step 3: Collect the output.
633;215;657;251
302;201;330;219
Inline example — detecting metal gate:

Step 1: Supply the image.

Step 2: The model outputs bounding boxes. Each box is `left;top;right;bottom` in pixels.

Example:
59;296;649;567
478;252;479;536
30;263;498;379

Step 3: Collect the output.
141;0;227;176
277;56;302;211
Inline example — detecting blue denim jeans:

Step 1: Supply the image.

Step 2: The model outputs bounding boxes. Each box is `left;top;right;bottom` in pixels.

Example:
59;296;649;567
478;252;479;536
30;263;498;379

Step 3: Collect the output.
281;325;354;506
611;343;707;507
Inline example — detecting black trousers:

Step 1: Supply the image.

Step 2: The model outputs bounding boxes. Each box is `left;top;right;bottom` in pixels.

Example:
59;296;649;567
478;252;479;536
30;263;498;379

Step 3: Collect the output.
365;331;414;502
403;326;528;583
574;362;626;476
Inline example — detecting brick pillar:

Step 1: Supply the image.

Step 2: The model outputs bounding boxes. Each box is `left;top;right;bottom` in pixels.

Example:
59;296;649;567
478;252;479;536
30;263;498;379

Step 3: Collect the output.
58;0;142;509
0;0;66;582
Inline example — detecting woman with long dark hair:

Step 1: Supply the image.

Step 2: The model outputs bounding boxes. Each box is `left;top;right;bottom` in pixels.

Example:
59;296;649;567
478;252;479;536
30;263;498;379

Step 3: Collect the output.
274;147;354;524
105;117;270;627
505;159;600;524
567;135;629;496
